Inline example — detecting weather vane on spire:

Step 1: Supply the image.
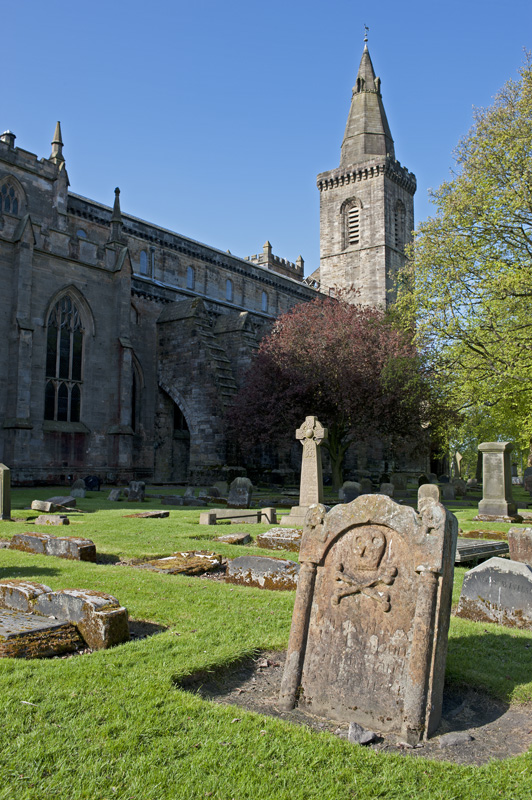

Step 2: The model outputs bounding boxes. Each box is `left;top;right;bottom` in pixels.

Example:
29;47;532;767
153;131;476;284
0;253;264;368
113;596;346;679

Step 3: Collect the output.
364;24;369;43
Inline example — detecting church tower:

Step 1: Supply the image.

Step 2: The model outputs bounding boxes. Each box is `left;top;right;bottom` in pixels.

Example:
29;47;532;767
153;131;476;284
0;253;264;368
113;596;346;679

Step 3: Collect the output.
317;40;416;307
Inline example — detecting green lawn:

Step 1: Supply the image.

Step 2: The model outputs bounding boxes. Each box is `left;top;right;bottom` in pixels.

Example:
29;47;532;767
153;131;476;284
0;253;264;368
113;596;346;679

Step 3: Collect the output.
1;487;531;800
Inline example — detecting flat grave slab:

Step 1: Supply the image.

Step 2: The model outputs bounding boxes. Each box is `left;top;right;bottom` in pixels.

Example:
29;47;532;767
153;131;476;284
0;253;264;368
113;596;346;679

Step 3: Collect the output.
9;531;97;561
256;527;302;552
123;511;170;519
215;533;251;545
0;608;83;658
140;551;222;575
455;537;509;564
226;555;300;590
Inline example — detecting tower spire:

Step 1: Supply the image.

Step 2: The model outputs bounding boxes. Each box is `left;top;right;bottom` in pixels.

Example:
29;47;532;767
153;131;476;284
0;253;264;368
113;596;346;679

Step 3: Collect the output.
340;44;395;166
50;121;64;164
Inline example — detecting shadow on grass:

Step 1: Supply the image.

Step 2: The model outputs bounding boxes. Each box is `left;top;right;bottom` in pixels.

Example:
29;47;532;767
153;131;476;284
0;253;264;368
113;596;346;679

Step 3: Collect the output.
0;565;61;579
174;651;259;696
128;619;168;640
96;553;121;564
447;630;532;702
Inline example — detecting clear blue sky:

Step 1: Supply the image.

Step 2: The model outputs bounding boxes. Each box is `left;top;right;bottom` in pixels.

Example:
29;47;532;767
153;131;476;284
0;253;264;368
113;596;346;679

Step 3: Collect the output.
3;0;531;274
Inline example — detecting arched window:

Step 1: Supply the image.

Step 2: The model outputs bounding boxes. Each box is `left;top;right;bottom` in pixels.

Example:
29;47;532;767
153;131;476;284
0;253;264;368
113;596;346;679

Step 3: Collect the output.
187;266;195;290
139;250;148;275
226;278;233;302
261;291;268;313
44;295;84;422
394;200;406;251
341;199;362;249
1;183;19;215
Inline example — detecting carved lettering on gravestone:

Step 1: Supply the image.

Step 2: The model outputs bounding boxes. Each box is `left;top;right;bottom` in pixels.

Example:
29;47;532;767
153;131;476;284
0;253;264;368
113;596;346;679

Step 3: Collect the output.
278;495;458;745
295;416;328;506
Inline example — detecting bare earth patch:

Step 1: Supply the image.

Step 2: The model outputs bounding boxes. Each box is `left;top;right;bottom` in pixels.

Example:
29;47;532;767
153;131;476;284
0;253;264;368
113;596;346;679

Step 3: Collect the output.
177;650;532;765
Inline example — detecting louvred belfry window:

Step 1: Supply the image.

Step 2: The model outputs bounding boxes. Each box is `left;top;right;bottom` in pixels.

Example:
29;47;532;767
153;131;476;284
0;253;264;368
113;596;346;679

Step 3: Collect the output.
347;206;360;244
44;296;84;422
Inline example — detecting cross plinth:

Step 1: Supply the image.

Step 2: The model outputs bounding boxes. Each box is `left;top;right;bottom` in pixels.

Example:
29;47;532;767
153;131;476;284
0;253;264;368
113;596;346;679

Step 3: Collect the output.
280;416;328;528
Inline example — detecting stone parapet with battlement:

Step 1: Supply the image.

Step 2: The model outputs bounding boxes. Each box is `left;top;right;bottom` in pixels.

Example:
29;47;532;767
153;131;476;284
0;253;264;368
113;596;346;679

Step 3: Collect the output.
317;156;416;196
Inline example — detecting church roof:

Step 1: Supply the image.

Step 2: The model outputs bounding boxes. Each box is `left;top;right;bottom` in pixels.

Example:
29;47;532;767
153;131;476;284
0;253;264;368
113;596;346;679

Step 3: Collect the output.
340;44;395;167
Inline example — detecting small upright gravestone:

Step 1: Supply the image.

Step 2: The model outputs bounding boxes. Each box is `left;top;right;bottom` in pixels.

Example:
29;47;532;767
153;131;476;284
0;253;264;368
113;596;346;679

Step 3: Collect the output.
0;464;11;520
128;481;145;502
476;442;519;521
227;477;253;509
279;493;457;744
457;557;532;628
341;481;361;503
280;416;328;528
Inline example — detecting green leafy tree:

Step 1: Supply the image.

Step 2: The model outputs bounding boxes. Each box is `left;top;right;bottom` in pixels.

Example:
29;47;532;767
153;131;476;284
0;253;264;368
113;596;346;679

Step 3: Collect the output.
396;57;532;462
227;296;444;489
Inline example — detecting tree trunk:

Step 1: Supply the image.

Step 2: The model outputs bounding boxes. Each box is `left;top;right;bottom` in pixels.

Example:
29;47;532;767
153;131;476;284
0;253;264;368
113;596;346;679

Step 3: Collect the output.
528;438;532;467
324;423;350;492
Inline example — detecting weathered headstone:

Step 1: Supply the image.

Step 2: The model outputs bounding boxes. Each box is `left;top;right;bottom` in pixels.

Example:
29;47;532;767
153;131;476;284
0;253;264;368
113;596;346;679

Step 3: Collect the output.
280;416;328;528
31;500;60;513
34;588;128;649
108;488;122;501
226;555;300;590
341;481;361;502
508;527;532;564
428;472;439;484
476;442;519;521
390;473;408;491
418;483;440;506
184;487;196;498
0;464;11;520
141;551;222;576
456;557;532;628
379;482;394;498
418;474;429;487
452;478;467;497
359;477;373;494
227;477;253;509
71;479;86;491
128;481;145;502
279;495;458;744
441;484;455;502
71;488;86;498
84;475;101;491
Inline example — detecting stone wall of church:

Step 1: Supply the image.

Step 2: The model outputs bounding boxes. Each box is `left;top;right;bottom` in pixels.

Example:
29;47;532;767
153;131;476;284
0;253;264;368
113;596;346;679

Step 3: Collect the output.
0;131;318;484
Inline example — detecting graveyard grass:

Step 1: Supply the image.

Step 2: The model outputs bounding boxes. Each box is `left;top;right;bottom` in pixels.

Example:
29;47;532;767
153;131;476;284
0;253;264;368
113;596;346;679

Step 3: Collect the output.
0;489;532;800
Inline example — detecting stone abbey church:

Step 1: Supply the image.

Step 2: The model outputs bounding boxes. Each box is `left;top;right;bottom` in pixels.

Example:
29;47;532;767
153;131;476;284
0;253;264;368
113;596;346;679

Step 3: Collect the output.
0;44;415;485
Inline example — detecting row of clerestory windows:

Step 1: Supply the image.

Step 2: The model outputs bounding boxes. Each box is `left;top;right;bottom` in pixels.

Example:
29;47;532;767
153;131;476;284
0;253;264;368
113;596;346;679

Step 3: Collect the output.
136;255;269;311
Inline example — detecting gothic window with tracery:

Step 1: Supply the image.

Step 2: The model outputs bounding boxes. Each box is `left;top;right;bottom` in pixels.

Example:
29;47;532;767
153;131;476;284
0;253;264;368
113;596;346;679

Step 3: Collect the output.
1;183;19;215
44;296;84;422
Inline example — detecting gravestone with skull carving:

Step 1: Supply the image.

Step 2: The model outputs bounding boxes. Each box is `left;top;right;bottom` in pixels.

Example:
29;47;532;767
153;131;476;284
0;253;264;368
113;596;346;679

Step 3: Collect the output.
279;494;457;744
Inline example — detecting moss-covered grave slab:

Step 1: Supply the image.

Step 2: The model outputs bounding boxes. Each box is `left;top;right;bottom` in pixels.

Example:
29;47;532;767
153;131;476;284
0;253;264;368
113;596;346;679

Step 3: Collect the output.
0;608;84;658
256;528;302;552
0;580;129;652
141;551;222;575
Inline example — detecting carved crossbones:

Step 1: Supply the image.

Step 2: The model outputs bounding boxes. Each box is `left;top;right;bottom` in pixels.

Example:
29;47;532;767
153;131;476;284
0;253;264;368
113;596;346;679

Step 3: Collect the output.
332;562;398;610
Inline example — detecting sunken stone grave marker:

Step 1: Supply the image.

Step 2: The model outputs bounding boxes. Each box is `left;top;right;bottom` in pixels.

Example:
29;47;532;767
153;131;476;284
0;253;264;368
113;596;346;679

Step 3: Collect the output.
0;464;11;520
128;481;145;502
456;557;532;628
280;416;328;528
279;494;458;744
256;527;303;552
226;555;300;590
